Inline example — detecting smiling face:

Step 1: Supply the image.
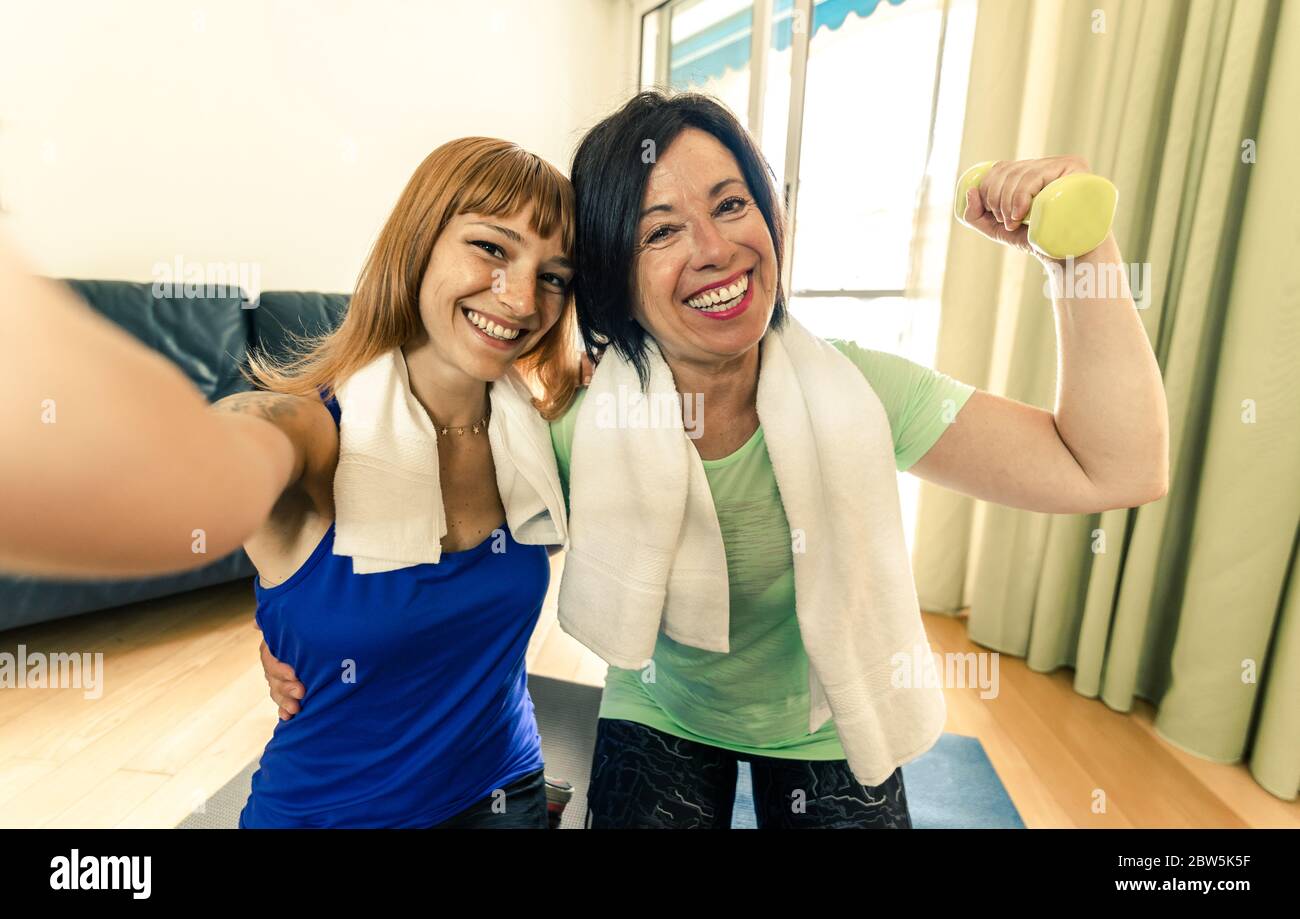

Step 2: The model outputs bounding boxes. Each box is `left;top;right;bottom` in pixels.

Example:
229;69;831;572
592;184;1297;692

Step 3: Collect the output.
413;204;573;384
632;127;779;369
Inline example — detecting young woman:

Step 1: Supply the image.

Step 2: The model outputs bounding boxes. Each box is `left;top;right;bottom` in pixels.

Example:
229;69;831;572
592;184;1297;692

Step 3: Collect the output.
0;136;581;828
265;92;1168;829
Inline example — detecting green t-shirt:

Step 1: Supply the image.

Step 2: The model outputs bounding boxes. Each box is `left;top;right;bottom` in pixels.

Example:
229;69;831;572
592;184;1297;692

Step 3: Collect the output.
548;339;977;760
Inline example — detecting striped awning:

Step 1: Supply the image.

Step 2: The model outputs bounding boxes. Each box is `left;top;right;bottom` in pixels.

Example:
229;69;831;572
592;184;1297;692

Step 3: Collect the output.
670;0;908;88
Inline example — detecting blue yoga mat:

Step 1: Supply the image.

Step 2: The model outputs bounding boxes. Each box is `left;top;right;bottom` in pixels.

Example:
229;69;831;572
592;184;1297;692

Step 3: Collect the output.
731;732;1025;828
182;679;1024;829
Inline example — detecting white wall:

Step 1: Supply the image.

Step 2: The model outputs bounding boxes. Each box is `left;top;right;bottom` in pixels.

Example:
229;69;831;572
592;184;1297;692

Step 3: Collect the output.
0;0;635;292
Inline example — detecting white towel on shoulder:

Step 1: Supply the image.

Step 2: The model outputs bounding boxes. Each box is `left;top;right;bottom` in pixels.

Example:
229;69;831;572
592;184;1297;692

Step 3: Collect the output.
558;316;946;787
331;347;566;574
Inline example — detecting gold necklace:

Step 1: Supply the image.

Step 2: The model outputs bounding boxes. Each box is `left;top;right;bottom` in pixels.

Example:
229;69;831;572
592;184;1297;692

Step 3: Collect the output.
431;406;491;437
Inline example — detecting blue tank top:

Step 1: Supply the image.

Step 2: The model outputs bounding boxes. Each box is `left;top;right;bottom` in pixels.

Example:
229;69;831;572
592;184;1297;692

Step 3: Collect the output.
239;395;550;828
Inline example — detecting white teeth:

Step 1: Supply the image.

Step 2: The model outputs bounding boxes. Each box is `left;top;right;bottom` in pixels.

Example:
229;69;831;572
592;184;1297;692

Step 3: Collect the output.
686;272;750;311
464;309;520;340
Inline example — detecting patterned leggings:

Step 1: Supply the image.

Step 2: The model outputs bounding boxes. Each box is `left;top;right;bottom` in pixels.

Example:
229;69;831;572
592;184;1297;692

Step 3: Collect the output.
585;718;912;829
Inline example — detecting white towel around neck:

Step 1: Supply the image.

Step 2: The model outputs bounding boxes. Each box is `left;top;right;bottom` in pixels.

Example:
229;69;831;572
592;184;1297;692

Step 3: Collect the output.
557;316;946;787
331;347;567;574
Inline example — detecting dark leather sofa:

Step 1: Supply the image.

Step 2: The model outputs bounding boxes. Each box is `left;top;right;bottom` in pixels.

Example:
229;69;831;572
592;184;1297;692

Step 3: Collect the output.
0;280;349;632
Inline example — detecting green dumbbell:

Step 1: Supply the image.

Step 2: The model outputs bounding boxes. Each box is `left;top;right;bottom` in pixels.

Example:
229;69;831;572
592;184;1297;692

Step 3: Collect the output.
954;161;1118;259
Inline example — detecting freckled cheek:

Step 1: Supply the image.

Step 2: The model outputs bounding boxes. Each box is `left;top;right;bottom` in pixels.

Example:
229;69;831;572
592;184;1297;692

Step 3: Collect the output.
418;276;449;327
537;297;563;337
465;263;496;294
425;260;486;316
439;251;488;288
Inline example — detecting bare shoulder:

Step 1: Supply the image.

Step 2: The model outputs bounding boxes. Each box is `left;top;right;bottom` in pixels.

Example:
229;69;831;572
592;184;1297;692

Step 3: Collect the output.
210;390;338;512
212;391;339;584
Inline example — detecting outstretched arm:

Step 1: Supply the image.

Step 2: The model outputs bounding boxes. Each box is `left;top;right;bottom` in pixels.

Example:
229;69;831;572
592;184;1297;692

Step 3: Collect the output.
0;234;298;577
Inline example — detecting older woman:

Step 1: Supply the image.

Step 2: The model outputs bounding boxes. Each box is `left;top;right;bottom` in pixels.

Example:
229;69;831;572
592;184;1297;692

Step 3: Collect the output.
265;91;1167;829
553;91;1165;829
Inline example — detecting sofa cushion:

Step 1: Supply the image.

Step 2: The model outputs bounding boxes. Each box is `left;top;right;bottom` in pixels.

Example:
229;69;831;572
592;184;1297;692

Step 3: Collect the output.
63;279;253;401
251;291;350;363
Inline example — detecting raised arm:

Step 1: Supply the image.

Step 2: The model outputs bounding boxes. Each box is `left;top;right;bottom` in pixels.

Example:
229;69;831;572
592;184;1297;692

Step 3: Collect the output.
909;158;1168;514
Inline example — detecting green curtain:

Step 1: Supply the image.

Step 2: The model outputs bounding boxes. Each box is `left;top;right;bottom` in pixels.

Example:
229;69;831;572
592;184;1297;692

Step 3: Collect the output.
913;0;1299;801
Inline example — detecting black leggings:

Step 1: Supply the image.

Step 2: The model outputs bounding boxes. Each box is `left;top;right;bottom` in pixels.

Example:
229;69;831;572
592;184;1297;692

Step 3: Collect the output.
585;718;912;829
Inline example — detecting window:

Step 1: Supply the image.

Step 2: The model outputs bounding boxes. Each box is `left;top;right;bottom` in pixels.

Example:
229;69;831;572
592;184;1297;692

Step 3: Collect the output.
664;0;754;123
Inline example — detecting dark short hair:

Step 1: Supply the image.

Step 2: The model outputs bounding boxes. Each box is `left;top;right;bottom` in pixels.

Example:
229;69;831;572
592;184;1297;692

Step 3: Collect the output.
570;90;787;385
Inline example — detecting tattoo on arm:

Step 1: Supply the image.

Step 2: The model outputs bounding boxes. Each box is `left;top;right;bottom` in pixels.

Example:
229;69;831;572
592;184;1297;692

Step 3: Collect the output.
211;392;302;425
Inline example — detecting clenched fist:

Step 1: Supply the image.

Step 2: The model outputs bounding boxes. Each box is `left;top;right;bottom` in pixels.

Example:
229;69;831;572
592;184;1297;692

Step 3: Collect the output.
958;155;1096;260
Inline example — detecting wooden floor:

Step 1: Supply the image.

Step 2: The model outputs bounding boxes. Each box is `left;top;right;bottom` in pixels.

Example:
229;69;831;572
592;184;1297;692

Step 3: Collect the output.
1;558;1296;829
